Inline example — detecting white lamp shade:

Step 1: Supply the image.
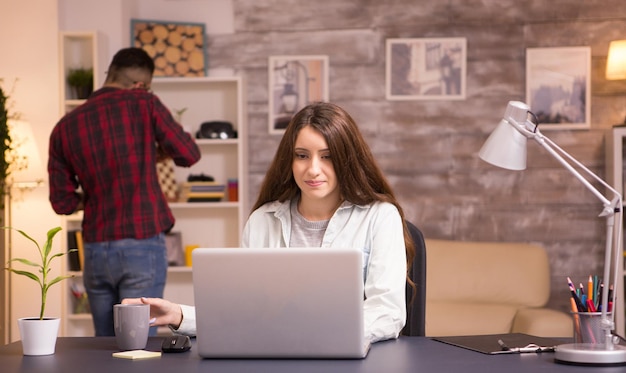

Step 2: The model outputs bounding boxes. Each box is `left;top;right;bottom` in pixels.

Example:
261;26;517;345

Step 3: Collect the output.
606;39;626;80
479;118;528;170
478;101;533;171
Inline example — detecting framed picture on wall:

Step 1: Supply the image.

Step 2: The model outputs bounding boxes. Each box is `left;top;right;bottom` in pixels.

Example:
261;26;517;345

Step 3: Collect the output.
268;55;329;134
386;37;466;100
131;19;207;77
525;46;591;130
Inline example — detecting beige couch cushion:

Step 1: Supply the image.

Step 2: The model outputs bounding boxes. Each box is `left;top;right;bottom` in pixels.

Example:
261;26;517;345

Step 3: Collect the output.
425;239;572;337
513;308;573;337
427;302;519;336
426;239;550;306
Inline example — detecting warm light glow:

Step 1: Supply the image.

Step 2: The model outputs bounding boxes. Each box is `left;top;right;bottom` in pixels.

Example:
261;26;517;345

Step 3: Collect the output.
606;39;626;80
7;120;44;184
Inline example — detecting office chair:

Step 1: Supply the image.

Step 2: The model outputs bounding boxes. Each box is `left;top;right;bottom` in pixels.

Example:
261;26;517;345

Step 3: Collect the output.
401;220;426;336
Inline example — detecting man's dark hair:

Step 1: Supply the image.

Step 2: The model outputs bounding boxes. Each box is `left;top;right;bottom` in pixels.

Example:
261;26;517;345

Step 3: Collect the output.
110;47;155;73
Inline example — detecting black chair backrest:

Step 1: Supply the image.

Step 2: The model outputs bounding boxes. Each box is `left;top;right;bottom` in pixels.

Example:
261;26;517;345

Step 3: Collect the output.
401;221;426;336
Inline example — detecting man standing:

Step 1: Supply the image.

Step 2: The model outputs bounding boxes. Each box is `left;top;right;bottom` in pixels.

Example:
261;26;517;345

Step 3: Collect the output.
48;47;200;336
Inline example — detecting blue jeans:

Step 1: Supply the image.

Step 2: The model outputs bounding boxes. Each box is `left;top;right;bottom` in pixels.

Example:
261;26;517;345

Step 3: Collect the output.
83;234;167;337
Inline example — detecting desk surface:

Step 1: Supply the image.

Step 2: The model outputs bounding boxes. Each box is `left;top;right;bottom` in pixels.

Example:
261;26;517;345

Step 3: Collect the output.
1;336;624;373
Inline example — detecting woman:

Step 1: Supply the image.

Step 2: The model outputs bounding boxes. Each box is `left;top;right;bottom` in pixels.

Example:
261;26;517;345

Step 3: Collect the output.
125;102;415;343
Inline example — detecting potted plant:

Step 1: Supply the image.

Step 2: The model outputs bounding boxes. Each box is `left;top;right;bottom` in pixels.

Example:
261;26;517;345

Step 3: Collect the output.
67;67;94;99
4;226;74;355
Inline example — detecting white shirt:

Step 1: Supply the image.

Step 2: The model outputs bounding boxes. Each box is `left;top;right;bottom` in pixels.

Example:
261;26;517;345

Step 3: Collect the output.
176;199;407;343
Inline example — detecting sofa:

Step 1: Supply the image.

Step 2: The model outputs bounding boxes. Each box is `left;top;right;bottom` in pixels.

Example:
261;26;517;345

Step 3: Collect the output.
424;238;573;338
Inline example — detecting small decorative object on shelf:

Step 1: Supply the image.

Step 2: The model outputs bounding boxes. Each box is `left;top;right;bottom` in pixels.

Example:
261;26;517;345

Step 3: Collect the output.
196;121;237;139
156;157;178;202
67;68;94;99
228;178;238;202
70;282;90;314
181;181;225;202
165;231;185;266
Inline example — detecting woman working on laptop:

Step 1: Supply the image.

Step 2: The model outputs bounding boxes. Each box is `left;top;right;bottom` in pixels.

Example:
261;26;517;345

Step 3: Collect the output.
124;102;416;343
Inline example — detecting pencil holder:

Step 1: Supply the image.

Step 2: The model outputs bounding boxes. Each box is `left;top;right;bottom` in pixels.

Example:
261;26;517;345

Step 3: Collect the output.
571;312;611;344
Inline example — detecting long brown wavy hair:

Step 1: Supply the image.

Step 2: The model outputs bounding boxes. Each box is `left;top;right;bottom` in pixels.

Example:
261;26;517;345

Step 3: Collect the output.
253;102;415;283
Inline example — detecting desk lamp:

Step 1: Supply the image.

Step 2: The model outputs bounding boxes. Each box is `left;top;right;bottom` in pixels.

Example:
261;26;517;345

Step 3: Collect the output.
479;101;626;365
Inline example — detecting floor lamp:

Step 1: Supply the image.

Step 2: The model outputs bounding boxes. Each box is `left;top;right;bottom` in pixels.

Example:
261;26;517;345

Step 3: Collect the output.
479;101;626;365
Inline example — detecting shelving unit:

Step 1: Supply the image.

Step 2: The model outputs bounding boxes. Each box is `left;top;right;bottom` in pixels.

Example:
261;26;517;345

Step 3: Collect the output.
604;126;626;336
61;213;93;336
58;32;247;336
58;31;99;114
152;76;248;249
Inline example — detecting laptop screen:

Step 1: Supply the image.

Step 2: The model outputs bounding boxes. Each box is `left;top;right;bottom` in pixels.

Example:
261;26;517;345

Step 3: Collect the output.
192;247;369;358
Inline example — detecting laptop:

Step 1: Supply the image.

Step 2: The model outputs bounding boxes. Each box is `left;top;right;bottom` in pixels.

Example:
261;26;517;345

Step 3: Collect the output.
191;246;370;359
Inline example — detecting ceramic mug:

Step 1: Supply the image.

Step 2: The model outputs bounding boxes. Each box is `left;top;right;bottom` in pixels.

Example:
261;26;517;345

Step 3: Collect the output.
113;304;150;350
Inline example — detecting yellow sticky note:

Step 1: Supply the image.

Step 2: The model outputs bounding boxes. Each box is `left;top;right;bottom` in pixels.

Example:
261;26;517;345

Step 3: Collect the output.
112;350;162;360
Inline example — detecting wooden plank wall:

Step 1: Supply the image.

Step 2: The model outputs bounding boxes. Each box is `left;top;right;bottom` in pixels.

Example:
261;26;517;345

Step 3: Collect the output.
206;0;626;312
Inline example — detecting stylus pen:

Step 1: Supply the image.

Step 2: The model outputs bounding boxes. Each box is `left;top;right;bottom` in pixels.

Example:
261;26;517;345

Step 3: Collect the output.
497;339;555;353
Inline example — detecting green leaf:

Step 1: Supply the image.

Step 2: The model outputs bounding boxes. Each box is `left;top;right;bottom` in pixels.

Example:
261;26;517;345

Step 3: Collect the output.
5;268;41;284
7;257;40;268
45;275;74;290
10;227;41;250
43;226;62;260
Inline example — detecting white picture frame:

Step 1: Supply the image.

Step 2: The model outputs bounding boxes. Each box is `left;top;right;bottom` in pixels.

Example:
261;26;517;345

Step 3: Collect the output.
268;55;329;134
525;46;591;130
386;37;467;100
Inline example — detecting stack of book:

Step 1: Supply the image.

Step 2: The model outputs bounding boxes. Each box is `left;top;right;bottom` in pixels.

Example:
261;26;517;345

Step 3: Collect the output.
180;181;225;202
67;230;85;271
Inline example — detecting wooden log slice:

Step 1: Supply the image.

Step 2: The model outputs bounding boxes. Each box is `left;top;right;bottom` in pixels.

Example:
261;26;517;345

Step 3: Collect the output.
154;56;168;70
188;50;204;71
154;40;167;54
142;44;157;58
168;31;183;47
138;29;155;45
175;60;190;75
181;38;196;53
164;46;182;64
163;65;175;76
153;24;168;40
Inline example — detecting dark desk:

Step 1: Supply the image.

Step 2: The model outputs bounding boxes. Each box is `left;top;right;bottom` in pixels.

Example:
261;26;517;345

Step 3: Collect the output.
0;336;623;373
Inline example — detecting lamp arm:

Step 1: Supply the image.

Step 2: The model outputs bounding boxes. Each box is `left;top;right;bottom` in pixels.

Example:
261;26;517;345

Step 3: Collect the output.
524;124;623;346
508;117;621;208
533;134;613;208
542;135;621;209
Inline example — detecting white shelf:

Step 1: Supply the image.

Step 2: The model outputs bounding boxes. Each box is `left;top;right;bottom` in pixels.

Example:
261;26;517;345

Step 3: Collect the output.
196;138;239;146
167;266;192;273
153;76;241;84
169;201;239;209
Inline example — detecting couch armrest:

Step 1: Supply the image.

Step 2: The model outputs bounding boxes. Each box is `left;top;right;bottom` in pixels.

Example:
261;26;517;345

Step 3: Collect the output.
512;308;573;338
426;302;518;337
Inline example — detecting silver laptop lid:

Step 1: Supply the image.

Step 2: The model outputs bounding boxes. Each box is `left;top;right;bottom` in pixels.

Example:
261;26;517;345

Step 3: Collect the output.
192;247;368;358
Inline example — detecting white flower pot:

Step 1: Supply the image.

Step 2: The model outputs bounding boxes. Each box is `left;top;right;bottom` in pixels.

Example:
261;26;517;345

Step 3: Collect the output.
18;317;60;356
